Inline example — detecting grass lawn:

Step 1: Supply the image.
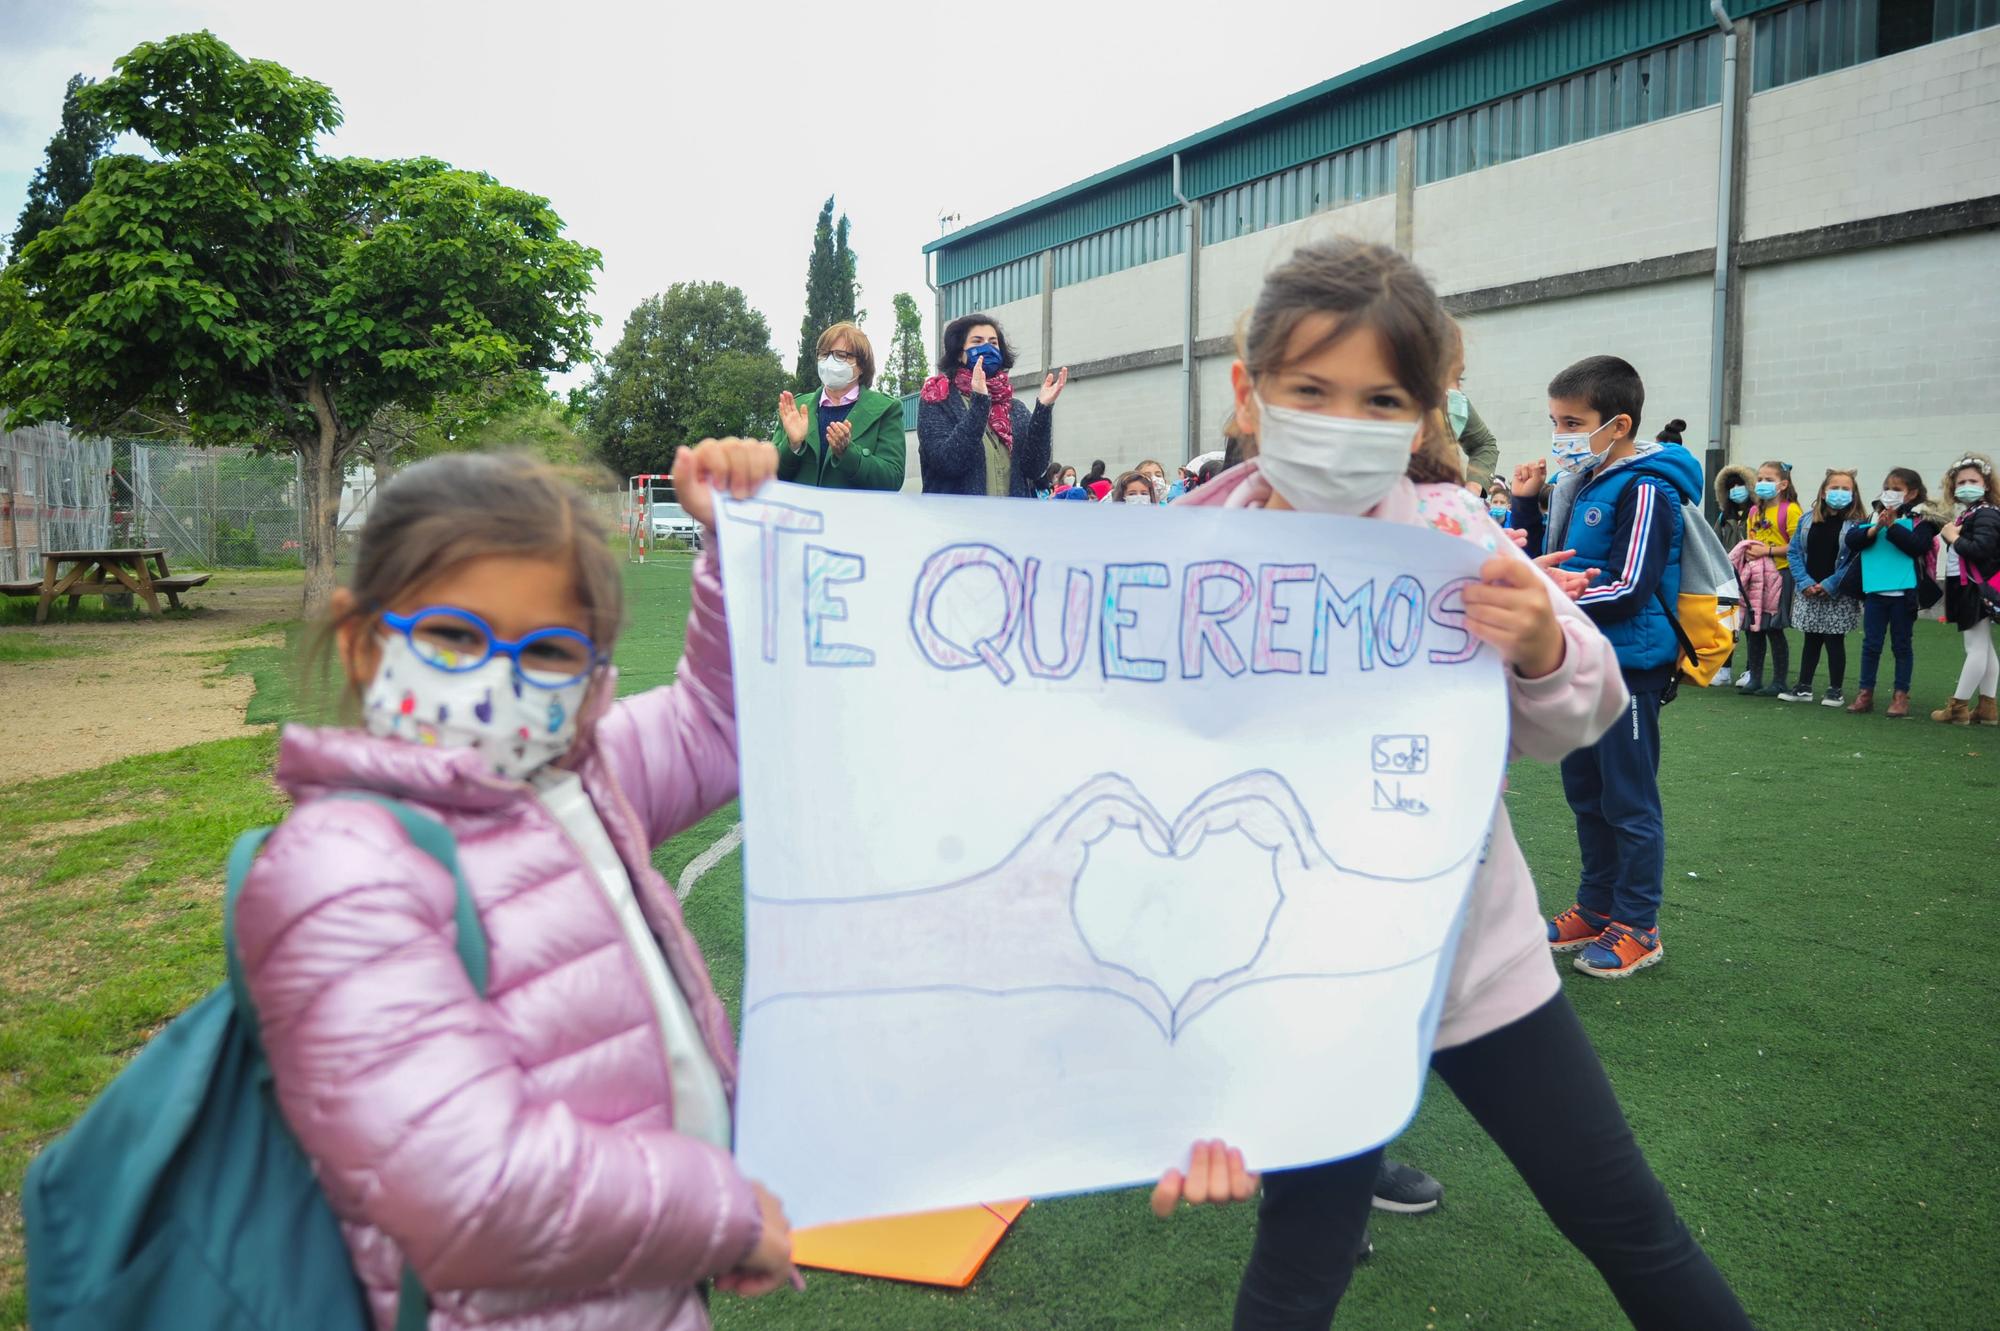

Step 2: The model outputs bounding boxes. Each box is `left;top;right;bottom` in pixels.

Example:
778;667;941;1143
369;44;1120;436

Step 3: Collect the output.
2;554;1994;1328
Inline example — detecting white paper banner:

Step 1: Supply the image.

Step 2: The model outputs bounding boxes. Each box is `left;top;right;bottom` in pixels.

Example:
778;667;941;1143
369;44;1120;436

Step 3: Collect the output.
718;483;1508;1228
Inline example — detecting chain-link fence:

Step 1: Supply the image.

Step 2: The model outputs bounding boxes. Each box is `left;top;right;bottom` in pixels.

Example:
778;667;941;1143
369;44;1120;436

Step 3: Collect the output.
0;414;112;582
130;444;304;570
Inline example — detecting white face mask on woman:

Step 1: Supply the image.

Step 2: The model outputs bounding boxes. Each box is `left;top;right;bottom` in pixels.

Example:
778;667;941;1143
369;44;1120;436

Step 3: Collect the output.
1253;397;1418;515
818;355;857;393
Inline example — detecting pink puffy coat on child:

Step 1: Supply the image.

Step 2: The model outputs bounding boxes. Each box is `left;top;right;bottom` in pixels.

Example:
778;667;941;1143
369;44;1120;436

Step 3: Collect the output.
1728;538;1782;632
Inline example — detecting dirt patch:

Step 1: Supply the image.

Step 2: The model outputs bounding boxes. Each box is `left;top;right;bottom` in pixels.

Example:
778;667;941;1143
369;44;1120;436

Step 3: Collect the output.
0;579;300;787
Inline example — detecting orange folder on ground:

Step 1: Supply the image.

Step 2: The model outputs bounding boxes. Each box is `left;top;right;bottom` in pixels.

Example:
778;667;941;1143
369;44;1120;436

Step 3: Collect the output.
792;1200;1030;1288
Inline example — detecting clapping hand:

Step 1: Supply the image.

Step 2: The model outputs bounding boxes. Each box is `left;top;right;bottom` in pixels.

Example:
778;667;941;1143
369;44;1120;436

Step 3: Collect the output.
1512;457;1549;497
968;361;989;397
1039;366;1069;406
1532;549;1598;602
826;420;852;457
777;392;808;449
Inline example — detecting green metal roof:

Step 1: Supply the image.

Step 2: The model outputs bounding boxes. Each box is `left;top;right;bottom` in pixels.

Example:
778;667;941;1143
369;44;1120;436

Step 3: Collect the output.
929;0;1786;284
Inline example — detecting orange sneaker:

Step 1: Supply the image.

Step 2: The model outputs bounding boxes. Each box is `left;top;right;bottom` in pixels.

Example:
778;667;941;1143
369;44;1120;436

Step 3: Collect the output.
1547;905;1610;954
1574;922;1663;978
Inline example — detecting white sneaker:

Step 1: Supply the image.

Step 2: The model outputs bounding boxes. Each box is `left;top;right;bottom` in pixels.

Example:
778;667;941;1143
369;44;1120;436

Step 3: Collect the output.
1735;673;1757;691
1710;668;1733;687
1778;689;1814;703
1821;690;1845;707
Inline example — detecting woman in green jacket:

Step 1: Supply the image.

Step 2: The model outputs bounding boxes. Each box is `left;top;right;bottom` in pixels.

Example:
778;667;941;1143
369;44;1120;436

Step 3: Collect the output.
774;321;907;491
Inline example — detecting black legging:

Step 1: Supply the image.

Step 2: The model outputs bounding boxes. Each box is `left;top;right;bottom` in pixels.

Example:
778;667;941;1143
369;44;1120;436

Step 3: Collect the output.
1233;994;1751;1330
1795;631;1846;692
1745;627;1789;688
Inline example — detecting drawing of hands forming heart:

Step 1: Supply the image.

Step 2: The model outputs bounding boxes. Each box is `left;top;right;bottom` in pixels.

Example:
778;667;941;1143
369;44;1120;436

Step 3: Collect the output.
745;771;1479;1040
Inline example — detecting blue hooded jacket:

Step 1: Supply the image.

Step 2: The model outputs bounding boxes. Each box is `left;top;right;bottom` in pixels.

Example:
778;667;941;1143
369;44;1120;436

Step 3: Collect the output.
1549;442;1704;684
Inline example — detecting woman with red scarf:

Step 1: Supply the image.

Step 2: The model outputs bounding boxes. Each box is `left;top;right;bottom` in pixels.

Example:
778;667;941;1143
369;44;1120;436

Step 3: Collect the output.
918;312;1067;497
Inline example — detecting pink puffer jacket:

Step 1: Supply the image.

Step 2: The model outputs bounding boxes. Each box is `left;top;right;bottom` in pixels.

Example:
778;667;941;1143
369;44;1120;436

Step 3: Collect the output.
1728;538;1782;631
1179;464;1629;1047
233;549;760;1331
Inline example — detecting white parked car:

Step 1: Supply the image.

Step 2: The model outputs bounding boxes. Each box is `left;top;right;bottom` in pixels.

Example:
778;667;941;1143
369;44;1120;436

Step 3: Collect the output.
649;499;702;549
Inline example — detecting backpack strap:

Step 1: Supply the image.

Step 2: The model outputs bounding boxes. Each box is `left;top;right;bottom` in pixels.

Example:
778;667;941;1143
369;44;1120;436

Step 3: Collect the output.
223;792;487;1331
1654;585;1701;666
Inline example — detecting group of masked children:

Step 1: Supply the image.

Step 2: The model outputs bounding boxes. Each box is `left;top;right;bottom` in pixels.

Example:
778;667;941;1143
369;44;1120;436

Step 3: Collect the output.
1712;455;2000;721
34;239;1760;1331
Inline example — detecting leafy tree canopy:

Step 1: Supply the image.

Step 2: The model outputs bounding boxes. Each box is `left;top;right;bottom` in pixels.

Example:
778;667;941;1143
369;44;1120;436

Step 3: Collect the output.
0;31;600;611
582;282;787;480
8;74;115;261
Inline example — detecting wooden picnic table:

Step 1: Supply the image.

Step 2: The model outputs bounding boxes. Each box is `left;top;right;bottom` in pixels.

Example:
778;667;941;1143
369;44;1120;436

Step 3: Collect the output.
33;548;184;624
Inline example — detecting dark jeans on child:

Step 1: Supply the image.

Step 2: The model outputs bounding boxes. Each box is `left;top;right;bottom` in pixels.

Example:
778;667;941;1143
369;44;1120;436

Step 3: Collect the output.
1233;995;1751;1331
1745;627;1789;687
1859;590;1918;693
1796;632;1846;691
1559;686;1664;931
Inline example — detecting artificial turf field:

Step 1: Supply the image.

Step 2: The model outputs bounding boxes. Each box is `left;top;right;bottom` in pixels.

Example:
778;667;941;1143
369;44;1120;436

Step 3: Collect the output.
2;557;1994;1328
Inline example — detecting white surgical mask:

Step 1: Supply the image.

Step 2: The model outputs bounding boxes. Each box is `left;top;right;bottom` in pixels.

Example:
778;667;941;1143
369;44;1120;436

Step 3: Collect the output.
1445;388;1470;439
1549;418;1618;475
1957;484;1986;504
363;633;591;781
818;355;857;392
1877;491;1905;510
1254;397;1418;515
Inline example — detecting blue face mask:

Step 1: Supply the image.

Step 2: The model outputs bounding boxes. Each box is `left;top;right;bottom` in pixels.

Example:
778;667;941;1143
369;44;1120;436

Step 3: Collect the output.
965;343;1003;374
1488;505;1508;520
1825;489;1853;510
1728;485;1749;505
1754;480;1779;501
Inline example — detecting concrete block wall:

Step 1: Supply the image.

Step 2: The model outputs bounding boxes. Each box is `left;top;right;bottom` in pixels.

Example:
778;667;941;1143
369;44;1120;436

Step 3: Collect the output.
1197;197;1397;340
1045;362;1184;480
1741;27;2000;240
1457;275;1715;481
1735;229;2000;485
1414;107;1721;296
958;293;1044;379
1051;256;1183;366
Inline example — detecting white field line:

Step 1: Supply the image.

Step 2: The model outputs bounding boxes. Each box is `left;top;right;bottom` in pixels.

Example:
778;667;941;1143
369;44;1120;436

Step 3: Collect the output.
676;823;743;900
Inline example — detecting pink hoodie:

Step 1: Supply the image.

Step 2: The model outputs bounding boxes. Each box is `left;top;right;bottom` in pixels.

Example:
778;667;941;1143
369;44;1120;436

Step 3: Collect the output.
234;549;758;1331
1179;463;1629;1047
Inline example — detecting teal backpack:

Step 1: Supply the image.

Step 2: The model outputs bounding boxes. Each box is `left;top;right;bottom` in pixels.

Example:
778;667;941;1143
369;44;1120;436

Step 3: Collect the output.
24;795;486;1331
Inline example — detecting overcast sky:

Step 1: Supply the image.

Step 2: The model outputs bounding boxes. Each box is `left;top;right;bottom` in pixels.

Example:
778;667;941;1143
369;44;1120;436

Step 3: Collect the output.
1;0;1511;386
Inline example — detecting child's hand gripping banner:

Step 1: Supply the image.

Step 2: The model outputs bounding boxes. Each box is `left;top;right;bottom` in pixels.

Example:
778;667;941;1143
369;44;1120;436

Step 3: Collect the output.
717;482;1508;1227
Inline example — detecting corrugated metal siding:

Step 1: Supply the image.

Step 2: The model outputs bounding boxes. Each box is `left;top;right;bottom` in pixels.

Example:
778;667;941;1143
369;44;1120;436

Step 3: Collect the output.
1052;209;1184;288
1936;0;2000;38
936;171;1174;284
1753;0;1997;91
1414;30;1721;184
1202;138;1396;244
933;0;1798;283
940;255;1042;321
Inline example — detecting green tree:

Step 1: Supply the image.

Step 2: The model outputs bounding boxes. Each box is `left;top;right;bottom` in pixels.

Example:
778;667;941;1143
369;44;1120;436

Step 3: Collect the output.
877;292;928;397
7;74;114;262
582;282;786;480
792;196;859;392
0;32;599;615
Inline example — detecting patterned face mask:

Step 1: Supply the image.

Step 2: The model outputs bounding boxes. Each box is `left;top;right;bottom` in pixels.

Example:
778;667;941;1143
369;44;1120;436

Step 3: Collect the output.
362;632;592;781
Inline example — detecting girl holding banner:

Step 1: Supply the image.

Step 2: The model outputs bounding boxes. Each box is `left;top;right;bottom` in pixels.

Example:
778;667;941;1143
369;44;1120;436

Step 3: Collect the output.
1156;238;1751;1331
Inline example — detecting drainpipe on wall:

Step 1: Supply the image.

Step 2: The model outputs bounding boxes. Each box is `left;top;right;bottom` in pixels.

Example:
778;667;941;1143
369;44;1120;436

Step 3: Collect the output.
923;250;941;364
1706;0;1738;504
1171;153;1195;465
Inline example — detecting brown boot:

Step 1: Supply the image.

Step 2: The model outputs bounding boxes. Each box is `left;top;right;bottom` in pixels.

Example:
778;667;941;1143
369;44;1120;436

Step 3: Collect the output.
1931;697;1973;725
1977;696;1999;726
1887;690;1911;718
1847;688;1874;714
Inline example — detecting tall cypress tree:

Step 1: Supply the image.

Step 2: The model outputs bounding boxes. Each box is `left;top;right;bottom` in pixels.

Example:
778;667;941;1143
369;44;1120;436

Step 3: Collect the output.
793;196;859;392
8;75;113;261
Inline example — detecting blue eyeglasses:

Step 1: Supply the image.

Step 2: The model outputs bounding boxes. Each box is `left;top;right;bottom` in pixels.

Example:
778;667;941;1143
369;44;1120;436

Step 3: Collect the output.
381;607;600;687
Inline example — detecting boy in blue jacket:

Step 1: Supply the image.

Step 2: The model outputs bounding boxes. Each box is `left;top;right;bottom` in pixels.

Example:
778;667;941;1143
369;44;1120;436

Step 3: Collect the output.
1519;356;1702;978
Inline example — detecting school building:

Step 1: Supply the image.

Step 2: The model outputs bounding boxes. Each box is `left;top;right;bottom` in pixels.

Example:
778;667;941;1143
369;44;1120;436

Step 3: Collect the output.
919;0;2000;499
